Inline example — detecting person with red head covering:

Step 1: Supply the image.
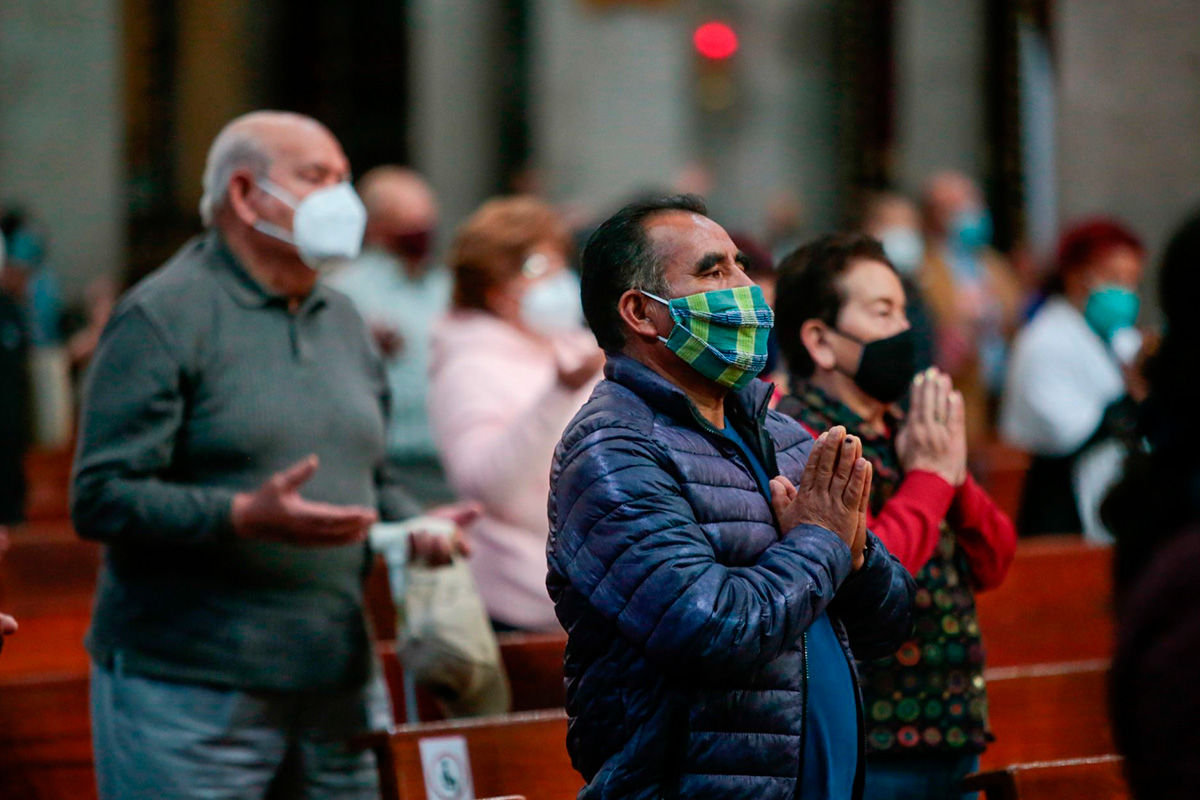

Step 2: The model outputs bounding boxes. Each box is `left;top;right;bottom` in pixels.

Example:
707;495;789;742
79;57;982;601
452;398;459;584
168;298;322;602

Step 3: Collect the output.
1000;217;1147;540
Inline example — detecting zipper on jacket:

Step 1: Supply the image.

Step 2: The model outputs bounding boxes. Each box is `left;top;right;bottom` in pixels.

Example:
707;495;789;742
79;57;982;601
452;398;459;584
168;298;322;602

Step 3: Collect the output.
797;631;809;791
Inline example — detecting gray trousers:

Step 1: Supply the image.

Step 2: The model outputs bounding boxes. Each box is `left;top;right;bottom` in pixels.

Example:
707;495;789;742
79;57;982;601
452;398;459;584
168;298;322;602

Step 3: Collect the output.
90;658;392;800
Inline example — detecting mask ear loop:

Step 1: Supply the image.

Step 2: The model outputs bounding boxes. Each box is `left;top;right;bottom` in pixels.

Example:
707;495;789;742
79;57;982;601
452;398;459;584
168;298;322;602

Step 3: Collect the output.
252;178;299;245
637;290;674;345
821;324;867;381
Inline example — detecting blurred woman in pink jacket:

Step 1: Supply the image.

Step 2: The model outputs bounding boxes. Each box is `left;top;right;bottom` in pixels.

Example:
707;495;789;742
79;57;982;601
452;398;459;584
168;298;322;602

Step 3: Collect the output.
429;197;603;631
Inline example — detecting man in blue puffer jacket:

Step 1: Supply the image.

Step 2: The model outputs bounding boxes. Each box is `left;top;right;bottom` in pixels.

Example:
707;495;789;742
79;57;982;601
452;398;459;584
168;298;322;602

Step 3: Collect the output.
547;195;916;800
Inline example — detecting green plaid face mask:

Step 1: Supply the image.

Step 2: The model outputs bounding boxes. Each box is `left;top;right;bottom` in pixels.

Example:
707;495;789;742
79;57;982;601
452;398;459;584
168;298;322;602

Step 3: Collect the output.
642;285;775;390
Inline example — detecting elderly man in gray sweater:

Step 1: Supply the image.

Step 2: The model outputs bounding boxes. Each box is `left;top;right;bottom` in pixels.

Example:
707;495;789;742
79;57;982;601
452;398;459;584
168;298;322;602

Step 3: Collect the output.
72;111;468;799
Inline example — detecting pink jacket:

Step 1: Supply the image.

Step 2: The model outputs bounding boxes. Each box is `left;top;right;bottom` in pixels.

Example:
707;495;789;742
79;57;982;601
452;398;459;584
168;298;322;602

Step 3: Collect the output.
427;311;599;630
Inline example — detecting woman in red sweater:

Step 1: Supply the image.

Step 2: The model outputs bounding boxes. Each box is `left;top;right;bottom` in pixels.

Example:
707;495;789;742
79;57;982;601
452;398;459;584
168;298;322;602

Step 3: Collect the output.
774;233;1017;800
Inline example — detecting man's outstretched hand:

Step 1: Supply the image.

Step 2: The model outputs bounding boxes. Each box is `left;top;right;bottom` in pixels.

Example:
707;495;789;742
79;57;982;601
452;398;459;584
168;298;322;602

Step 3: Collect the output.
771;426;872;571
232;455;378;546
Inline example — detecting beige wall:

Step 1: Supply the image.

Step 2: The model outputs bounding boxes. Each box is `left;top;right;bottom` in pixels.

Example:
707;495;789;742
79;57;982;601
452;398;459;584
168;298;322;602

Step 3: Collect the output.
894;0;989;192
407;0;506;235
0;0;124;298
1055;0;1200;270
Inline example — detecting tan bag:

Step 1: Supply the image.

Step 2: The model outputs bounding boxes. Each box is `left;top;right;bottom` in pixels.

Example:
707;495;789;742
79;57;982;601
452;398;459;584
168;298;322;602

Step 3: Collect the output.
398;558;511;719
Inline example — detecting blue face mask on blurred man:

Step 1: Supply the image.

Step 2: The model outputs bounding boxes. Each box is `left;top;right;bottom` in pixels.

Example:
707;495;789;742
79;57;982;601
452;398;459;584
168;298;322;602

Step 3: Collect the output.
950;208;993;255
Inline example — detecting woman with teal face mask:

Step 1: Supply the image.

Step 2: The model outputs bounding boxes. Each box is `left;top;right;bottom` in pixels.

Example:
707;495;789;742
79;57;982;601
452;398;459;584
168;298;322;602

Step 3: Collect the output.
999;218;1148;542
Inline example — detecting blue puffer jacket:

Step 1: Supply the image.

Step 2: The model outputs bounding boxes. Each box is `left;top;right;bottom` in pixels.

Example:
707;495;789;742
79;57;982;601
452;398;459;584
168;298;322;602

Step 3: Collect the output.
547;355;916;800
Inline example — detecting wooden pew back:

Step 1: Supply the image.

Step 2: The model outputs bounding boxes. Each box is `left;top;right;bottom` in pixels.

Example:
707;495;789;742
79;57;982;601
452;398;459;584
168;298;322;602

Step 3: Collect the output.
495;631;567;712
972;439;1031;524
23;446;74;522
0;672;96;800
982;660;1112;770
375;631;568;723
965;755;1128;800
976;537;1113;668
369;710;579;800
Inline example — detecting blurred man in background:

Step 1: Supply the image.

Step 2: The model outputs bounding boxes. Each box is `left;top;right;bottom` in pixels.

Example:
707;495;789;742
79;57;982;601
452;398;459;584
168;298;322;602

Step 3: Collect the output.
1001;218;1147;541
920;172;1022;447
329;166;454;506
72;110;467;799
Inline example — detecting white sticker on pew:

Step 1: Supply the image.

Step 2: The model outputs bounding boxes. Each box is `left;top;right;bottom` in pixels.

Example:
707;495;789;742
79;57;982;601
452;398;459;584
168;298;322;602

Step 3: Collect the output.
419;735;475;800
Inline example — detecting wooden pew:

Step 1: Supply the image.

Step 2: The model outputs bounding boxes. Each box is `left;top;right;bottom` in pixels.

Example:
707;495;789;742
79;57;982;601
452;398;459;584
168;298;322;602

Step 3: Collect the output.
374;545;1113;735
376;631;568;723
0;613;91;678
495;631;567;712
964;755;1128;800
0;521;98;617
972;439;1031;524
976;537;1113;668
365;553;399;642
366;709;578;800
0;521;97;680
376;641;445;723
23;446;74;522
0;671;96;800
981;660;1112;770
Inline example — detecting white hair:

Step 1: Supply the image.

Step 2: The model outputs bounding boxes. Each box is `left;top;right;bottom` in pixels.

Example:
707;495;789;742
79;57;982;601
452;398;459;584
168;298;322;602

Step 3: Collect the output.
198;119;273;227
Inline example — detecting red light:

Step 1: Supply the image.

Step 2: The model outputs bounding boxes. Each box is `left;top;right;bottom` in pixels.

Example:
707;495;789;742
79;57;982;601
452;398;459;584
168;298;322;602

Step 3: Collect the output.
693;21;738;61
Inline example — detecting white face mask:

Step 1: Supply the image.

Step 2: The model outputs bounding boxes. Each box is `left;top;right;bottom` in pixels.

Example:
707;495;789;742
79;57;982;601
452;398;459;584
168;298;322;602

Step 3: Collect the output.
254;179;367;271
878;226;924;276
519;268;584;336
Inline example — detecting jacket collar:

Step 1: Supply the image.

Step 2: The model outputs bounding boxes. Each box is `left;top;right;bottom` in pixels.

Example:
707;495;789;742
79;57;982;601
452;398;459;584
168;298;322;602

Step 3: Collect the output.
604;353;773;432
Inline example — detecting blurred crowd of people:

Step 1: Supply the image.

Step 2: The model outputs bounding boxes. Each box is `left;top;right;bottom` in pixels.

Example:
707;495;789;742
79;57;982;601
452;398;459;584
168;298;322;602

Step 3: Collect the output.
1;145;1158;554
2;106;1196;800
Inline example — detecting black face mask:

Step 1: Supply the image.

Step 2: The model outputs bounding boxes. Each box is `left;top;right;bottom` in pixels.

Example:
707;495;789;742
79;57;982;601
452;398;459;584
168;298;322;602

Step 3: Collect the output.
832;327;917;404
387;229;434;265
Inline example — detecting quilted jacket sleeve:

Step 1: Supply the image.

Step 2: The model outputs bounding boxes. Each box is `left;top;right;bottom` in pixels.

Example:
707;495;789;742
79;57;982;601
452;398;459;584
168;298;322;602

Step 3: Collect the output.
550;423;856;678
827;531;916;660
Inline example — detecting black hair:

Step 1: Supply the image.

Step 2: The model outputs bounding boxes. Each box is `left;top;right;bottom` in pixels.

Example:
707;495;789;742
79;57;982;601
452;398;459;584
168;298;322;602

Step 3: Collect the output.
774;233;894;378
580;194;708;352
